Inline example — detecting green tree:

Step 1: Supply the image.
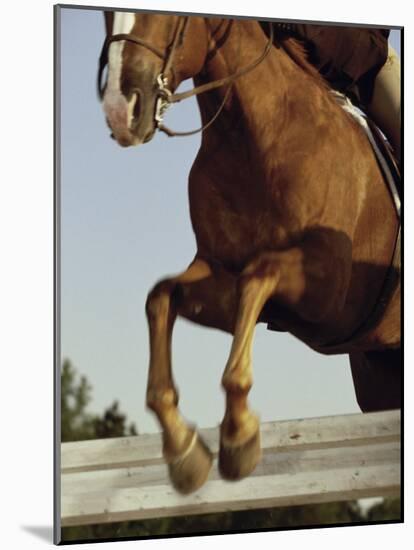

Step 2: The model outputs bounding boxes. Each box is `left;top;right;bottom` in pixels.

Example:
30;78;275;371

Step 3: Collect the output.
93;400;137;439
61;359;137;442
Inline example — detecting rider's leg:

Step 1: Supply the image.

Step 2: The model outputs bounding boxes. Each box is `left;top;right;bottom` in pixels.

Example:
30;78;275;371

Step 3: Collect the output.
366;45;401;162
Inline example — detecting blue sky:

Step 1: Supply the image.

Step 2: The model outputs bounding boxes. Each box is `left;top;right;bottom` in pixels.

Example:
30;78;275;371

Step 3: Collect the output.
59;7;401;434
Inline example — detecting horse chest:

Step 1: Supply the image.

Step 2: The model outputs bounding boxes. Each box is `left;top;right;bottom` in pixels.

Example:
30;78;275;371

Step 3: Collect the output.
190;181;288;270
189;145;309;270
201;209;256;262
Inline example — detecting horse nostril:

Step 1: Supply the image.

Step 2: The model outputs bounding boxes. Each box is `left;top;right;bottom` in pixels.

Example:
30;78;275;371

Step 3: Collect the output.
129;90;142;128
143;129;156;143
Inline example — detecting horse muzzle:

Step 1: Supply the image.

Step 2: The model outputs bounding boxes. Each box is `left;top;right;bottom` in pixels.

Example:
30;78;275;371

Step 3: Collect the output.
103;87;157;147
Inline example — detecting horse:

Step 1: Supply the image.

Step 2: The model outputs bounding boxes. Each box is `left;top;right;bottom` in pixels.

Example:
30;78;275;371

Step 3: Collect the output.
98;12;401;495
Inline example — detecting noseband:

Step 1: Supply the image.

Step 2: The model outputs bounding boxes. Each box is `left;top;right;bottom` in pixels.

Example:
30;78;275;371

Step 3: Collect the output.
98;17;274;137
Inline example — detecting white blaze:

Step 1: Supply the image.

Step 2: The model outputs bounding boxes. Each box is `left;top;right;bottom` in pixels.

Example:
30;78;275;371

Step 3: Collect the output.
103;12;138;138
106;12;136;94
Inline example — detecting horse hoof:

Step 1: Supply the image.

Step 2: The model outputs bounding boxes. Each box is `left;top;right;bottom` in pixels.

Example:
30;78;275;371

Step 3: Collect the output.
167;431;213;494
218;429;261;481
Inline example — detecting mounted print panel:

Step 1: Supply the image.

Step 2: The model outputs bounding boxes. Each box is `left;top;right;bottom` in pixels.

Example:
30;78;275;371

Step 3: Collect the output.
54;3;402;545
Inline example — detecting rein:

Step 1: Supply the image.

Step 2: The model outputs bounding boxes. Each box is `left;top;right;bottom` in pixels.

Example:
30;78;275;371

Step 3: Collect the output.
98;17;274;137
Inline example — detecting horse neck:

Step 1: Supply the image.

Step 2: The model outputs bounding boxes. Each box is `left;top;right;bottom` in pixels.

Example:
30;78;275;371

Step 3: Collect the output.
195;19;328;154
195;20;290;145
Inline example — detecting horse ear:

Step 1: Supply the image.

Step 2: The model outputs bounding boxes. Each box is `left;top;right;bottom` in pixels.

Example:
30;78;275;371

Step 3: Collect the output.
104;10;114;36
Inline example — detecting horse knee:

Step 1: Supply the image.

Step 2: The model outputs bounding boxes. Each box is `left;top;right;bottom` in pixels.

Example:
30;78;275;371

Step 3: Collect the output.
145;280;174;322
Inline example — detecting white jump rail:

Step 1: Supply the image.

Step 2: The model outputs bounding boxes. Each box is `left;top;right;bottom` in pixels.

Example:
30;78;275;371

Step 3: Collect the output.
60;409;401;527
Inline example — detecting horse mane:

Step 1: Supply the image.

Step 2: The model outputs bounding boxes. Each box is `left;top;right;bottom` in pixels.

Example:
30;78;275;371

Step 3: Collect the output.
259;22;331;92
279;37;330;90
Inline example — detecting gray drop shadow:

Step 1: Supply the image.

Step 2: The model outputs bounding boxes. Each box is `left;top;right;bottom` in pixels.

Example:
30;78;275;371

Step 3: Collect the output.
21;525;54;543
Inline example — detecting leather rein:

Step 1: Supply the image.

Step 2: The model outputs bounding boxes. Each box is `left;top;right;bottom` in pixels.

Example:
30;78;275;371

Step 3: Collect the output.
97;17;274;137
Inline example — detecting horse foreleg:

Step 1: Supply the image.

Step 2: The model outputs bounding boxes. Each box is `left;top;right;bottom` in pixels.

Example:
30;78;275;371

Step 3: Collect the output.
145;257;214;494
219;265;280;480
219;237;351;480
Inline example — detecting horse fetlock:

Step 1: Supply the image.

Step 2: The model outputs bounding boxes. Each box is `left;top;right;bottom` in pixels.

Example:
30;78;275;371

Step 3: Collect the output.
146;387;179;413
222;367;252;394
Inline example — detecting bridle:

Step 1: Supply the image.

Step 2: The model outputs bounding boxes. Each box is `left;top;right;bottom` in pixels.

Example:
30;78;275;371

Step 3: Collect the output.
97;16;274;137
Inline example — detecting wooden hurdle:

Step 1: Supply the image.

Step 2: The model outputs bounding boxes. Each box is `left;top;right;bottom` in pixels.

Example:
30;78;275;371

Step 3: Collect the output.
60;409;401;527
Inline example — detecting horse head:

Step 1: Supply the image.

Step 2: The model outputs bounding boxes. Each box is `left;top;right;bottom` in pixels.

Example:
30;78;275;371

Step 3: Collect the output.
99;12;209;147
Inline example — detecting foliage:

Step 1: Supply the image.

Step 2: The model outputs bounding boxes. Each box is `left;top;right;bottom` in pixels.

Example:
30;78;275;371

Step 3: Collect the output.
62;498;401;543
61;358;95;442
93;400;138;439
61;359;137;443
367;498;401;522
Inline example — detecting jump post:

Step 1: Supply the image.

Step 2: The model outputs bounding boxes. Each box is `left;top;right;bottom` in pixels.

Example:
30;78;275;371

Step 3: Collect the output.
61;409;401;527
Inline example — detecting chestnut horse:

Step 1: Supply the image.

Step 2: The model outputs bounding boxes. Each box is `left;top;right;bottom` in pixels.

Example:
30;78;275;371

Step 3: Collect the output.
98;12;401;494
